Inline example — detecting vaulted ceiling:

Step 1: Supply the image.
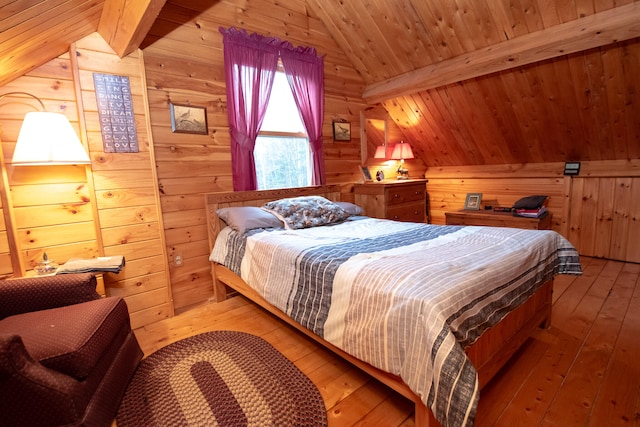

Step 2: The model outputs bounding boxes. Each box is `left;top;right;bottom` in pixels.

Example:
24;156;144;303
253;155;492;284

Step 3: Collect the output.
1;0;639;167
0;0;166;87
305;0;640;166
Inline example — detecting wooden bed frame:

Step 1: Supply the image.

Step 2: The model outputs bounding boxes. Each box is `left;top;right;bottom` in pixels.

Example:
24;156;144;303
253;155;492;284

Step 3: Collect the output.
205;185;553;427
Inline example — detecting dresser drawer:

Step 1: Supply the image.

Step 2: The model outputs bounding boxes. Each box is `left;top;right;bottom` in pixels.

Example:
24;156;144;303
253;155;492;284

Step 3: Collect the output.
385;185;425;205
387;202;425;222
353;179;428;223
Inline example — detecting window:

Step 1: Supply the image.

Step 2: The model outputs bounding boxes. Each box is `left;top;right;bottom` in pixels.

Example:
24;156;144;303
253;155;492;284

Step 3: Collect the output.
254;69;311;190
219;27;325;191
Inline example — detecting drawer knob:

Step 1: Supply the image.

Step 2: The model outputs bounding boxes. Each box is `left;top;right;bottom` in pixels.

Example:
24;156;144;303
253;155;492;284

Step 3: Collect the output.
394;193;400;198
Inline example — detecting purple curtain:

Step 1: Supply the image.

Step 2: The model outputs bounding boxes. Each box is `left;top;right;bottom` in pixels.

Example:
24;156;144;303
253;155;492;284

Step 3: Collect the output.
281;48;325;185
220;27;326;190
219;27;279;191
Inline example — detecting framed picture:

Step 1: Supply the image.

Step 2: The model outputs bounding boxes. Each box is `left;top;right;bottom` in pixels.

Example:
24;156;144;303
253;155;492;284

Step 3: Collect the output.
170;103;208;135
464;193;482;210
332;120;351;141
360;165;372;181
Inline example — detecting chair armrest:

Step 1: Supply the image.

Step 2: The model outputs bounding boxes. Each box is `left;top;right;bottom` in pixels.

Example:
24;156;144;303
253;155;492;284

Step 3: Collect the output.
0;334;80;426
0;273;100;319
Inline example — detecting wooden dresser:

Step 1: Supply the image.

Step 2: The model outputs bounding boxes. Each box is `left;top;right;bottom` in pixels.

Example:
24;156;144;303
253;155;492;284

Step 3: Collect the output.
445;210;552;230
354;179;427;222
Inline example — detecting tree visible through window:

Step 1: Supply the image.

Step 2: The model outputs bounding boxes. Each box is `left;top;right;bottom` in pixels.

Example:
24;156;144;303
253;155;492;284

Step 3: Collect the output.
254;69;311;190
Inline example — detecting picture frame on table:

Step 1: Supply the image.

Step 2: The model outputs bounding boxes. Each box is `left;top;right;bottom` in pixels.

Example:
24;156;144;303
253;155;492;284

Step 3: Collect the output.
464;193;482;210
360;166;373;182
170;103;208;135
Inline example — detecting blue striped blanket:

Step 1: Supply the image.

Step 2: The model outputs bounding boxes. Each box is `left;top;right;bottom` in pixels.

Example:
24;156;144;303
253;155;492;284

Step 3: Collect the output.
210;218;581;426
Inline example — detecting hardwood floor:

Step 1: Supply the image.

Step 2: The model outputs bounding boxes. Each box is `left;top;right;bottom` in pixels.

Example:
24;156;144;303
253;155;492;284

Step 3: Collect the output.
133;256;640;426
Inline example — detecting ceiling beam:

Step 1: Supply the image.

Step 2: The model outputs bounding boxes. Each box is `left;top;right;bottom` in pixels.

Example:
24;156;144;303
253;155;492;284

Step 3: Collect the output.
363;2;640;104
98;0;168;58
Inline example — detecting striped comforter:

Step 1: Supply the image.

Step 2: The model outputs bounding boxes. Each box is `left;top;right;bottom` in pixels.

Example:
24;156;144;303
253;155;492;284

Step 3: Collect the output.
210;218;582;427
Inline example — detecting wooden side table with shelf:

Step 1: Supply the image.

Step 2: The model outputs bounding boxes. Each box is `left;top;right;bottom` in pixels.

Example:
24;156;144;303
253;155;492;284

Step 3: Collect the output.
354;179;428;223
445;210;552;230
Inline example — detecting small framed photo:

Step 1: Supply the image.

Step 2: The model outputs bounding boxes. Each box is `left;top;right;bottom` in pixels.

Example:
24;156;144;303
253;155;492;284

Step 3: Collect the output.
170;103;208;135
464;193;482;210
360;165;372;181
333;120;351;141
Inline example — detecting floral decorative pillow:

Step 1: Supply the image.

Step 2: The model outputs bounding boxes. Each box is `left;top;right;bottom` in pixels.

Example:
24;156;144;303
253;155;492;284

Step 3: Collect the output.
261;196;350;229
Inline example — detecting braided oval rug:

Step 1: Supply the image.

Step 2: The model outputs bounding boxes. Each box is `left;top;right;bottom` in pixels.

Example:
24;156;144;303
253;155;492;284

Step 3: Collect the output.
116;331;327;427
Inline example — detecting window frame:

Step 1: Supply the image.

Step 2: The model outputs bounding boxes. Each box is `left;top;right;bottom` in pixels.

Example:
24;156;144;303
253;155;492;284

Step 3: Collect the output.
254;63;312;190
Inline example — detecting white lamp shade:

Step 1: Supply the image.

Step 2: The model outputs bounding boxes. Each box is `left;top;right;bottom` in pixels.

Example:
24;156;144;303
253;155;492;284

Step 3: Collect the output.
391;141;414;160
11;112;91;165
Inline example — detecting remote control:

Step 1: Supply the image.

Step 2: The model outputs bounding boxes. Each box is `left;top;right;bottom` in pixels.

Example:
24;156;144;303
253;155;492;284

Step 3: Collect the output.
493;207;512;212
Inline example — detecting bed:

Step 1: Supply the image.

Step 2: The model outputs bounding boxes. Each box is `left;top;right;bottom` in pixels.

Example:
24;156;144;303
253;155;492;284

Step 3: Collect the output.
205;184;582;427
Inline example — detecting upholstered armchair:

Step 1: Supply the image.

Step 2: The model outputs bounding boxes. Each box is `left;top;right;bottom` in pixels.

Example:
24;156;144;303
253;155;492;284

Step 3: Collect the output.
0;273;142;427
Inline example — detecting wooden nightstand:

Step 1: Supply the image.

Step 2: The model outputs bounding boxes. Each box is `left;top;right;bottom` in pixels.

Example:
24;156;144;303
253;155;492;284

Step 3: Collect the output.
354;179;428;222
445;210;552;230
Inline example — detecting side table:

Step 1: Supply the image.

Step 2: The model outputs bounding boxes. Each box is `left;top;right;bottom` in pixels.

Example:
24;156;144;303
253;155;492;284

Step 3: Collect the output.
445;210;552;230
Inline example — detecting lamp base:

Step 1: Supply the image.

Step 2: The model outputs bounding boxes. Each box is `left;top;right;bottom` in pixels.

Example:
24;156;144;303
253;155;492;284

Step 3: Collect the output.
396;166;410;180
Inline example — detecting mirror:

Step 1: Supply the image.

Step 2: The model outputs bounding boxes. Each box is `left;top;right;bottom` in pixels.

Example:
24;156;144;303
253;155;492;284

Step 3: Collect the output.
366;118;386;155
360;106;390;164
365;119;387;150
360;106;406;164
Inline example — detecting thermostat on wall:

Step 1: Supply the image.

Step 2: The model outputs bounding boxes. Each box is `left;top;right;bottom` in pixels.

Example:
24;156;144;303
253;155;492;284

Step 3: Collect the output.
564;161;581;176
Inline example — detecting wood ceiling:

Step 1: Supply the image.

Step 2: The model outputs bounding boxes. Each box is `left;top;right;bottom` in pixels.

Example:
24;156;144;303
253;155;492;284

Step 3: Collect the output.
0;0;167;88
305;0;640;166
1;0;639;167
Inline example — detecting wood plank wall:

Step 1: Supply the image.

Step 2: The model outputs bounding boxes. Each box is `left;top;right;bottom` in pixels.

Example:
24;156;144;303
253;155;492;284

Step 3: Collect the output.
0;156;13;276
426;160;640;263
0;56;101;275
0;130;20;277
427;163;568;229
73;34;173;328
143;0;368;312
568;162;640;263
0;33;173;329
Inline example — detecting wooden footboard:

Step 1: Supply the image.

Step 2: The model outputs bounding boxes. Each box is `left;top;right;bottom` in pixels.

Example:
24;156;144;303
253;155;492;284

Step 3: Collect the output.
214;262;552;427
204;186;553;427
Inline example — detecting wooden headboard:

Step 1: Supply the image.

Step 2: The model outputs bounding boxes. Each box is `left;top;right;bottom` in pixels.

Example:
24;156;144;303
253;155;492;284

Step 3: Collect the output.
204;185;342;299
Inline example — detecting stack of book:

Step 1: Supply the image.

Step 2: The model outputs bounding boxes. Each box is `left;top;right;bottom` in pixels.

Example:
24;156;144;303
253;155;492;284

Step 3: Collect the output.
512;195;549;218
514;205;548;218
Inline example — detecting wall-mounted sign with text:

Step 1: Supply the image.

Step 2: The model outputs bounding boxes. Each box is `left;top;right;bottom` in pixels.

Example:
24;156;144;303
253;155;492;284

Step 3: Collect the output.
93;73;139;153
